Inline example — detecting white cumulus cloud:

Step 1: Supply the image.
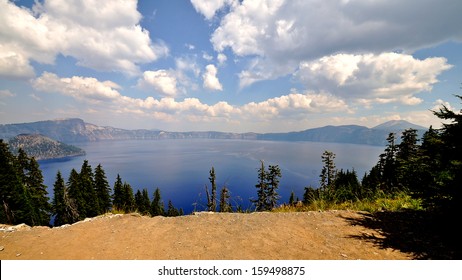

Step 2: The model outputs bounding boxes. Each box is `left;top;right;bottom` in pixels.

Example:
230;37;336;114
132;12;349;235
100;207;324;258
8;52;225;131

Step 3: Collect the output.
241;91;350;120
31;72;354;130
203;64;223;91
296;52;452;106
138;70;179;97
32;72;122;102
207;0;462;87
0;0;168;77
190;0;237;20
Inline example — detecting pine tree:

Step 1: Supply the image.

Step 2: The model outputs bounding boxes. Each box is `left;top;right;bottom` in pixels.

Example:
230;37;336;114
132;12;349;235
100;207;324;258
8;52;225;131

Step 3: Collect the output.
25;157;50;225
166;200;180;217
0;141;37;225
289;191;295;205
206;167;217;212
52;171;79;226
135;189;151;215
381;133;398;193
333;169;361;201
134;190;143;213
16;148;29;183
151;187;164;216
418;126;444;203
112;174;124;211
320;151;336;193
94;164;112;214
14;149;41;225
121;182;135;213
141;189;151;215
79;160;99;217
253;160;268;211
219;186;232;212
266;164;281;210
67;168;83;219
396;128;420;192
13;148;50;225
432;94;462;211
52;171;66;226
361;166;381;196
252;161;282;211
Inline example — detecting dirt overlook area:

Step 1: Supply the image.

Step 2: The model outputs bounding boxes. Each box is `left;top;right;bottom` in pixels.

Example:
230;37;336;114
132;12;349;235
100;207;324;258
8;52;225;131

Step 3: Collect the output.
0;210;457;260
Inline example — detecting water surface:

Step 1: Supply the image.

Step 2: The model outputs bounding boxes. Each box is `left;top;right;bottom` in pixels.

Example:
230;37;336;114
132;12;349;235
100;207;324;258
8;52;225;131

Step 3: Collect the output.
39;139;384;213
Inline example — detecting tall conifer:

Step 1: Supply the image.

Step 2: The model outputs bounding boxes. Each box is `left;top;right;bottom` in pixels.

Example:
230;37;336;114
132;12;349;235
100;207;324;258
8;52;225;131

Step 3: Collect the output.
151;187;164;216
94;164;112;214
52;171;72;226
112;174;124;211
67;168;83;219
79;160;99;217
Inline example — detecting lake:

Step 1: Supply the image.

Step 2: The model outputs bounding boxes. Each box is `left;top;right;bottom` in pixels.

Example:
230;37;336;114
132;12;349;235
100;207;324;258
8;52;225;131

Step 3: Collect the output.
39;139;385;214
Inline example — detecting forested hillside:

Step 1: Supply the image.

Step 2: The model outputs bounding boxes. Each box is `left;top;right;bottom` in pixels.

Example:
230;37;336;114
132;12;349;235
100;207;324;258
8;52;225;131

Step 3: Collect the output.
8;134;85;160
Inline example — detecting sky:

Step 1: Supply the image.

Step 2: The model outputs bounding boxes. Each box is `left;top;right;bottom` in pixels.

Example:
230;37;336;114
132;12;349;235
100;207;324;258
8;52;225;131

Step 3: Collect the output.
0;0;461;133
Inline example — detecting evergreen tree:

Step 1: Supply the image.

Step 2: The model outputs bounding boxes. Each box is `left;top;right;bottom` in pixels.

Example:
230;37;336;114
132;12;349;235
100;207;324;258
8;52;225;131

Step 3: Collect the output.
121;182;135;213
67;168;83;219
0;141;38;225
141;189;151;214
135;188;151;215
94;164;112;214
219;186;232;212
13;148;41;226
253;160;268;211
381;133;398;193
252;161;282;211
52;171;78;226
135;190;143;213
418;126;445;204
266;164;281;210
79;160;99;217
206;167;217;212
320;151;336;194
396;129;420;192
12;148;50;225
25;157;50;225
289;191;296;205
166;200;180;217
432;94;462;211
151;187;164;216
333;169;361;201
361;166;381;197
112;174;124;211
16;148;29;183
52;171;66;226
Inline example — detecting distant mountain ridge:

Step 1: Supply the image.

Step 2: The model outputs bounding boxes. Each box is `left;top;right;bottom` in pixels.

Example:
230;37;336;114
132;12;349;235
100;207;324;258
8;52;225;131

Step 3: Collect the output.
0;118;427;146
372;120;426;131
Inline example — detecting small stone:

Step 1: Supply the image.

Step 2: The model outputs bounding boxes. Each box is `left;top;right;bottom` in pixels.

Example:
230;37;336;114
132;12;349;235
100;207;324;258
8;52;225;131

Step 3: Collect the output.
0;246;4;251
16;253;21;257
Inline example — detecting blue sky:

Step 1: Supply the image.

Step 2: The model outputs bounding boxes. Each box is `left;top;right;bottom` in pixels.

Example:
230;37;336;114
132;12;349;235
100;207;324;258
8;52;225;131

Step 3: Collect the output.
0;0;461;133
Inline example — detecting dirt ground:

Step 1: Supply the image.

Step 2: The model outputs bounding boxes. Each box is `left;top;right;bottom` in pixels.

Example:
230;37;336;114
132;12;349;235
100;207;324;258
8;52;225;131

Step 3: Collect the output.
0;210;414;260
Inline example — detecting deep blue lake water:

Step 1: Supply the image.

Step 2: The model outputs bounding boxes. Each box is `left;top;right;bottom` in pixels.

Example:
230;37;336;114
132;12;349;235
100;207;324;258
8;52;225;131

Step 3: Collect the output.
39;139;384;214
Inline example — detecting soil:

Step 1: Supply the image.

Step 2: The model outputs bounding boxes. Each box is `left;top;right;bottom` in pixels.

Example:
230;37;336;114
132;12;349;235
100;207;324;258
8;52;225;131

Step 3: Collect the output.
0;210;416;260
